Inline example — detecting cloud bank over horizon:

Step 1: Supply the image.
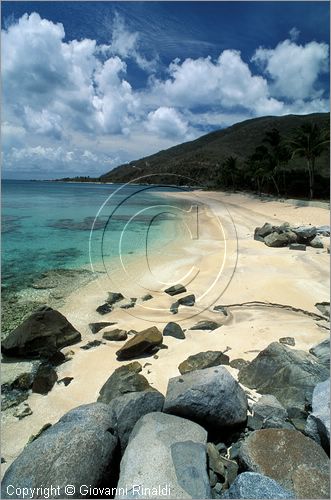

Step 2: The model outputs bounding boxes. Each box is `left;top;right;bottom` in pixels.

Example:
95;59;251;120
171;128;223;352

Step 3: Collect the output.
2;8;329;179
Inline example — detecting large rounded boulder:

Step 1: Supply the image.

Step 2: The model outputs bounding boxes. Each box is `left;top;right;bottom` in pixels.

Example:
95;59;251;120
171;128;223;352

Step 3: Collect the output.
163;366;247;432
1;403;118;499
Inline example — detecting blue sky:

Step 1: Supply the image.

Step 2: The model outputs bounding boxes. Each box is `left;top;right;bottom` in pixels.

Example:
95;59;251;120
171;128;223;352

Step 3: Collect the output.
2;1;330;179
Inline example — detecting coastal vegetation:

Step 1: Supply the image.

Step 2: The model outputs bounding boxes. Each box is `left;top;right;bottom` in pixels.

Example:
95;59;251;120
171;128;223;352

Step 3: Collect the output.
94;113;329;199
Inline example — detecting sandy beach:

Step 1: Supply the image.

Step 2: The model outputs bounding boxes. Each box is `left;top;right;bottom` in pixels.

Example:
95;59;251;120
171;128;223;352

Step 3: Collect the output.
1;190;329;475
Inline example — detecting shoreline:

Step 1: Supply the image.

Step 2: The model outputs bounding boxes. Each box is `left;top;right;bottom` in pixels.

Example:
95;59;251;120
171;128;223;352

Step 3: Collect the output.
1;189;330;475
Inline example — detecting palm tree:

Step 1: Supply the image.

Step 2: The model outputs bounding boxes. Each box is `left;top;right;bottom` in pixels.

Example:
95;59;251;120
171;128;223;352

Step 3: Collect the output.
223;156;238;191
289;123;329;199
263;128;291;195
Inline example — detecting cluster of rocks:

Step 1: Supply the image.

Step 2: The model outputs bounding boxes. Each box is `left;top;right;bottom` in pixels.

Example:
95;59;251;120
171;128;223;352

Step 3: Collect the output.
95;284;199;317
254;222;329;250
2;332;330;499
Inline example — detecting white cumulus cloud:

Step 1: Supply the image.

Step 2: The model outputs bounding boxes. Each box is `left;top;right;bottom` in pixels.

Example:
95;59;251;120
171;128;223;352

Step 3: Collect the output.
252;39;329;100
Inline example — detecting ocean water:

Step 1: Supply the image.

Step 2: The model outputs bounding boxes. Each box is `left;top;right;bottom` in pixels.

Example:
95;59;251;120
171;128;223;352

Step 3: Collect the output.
2;180;190;295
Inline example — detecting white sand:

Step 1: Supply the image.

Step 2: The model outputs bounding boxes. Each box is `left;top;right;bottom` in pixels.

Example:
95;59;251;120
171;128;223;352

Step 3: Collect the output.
1;190;329;474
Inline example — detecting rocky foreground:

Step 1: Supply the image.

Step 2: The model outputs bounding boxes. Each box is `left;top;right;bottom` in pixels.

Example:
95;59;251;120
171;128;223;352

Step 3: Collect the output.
1;293;330;499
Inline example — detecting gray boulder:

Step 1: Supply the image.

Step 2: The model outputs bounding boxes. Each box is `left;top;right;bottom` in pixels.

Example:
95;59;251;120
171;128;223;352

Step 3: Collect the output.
163;322;185;339
239;429;330;499
222;472;295;499
115;412;210;499
116;327;163;360
305;379;330;451
98;362;154;403
253;395;288;421
310;236;324;248
102;329;128;341
1;306;81;358
309;338;330;367
189;320;221;331
254;223;274;241
289;243;306;251
251;395;294;430
109;391;165;452
1;403;118;499
178;351;229;375
164;366;247;432
316;225;330;236
164;284;187;296
238;342;329;414
292;225;317;241
264;232;289;247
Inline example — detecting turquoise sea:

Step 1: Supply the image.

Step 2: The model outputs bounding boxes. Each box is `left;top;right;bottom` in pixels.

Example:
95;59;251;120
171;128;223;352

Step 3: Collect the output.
1;180;189;296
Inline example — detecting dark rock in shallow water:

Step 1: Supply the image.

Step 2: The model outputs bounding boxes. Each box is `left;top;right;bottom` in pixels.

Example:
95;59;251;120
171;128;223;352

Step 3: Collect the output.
115;412;210;499
289;243;306;251
1;403;118;499
309;338;330;368
279;337;295;346
115;326;162;360
239;429;330;499
89;321;117;334
32;364;58;395
189;320;221;331
164;366;247;433
1;389;28;411
96;303;113;315
97;362;154;403
222;472;295;499
80;340;104;350
11;372;34;391
1;306;81;358
178;351;229;375
14;403;33;420
102;329;128;341
238;342;329;415
164;284;187;296
108;391;165;452
163;322;185;339
107;291;124;305
305;379;330;452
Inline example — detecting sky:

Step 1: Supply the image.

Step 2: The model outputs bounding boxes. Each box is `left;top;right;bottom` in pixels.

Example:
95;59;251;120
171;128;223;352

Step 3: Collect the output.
2;1;330;179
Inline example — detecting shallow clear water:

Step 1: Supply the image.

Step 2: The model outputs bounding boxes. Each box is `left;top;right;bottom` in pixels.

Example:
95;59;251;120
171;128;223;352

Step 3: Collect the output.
2;180;190;294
